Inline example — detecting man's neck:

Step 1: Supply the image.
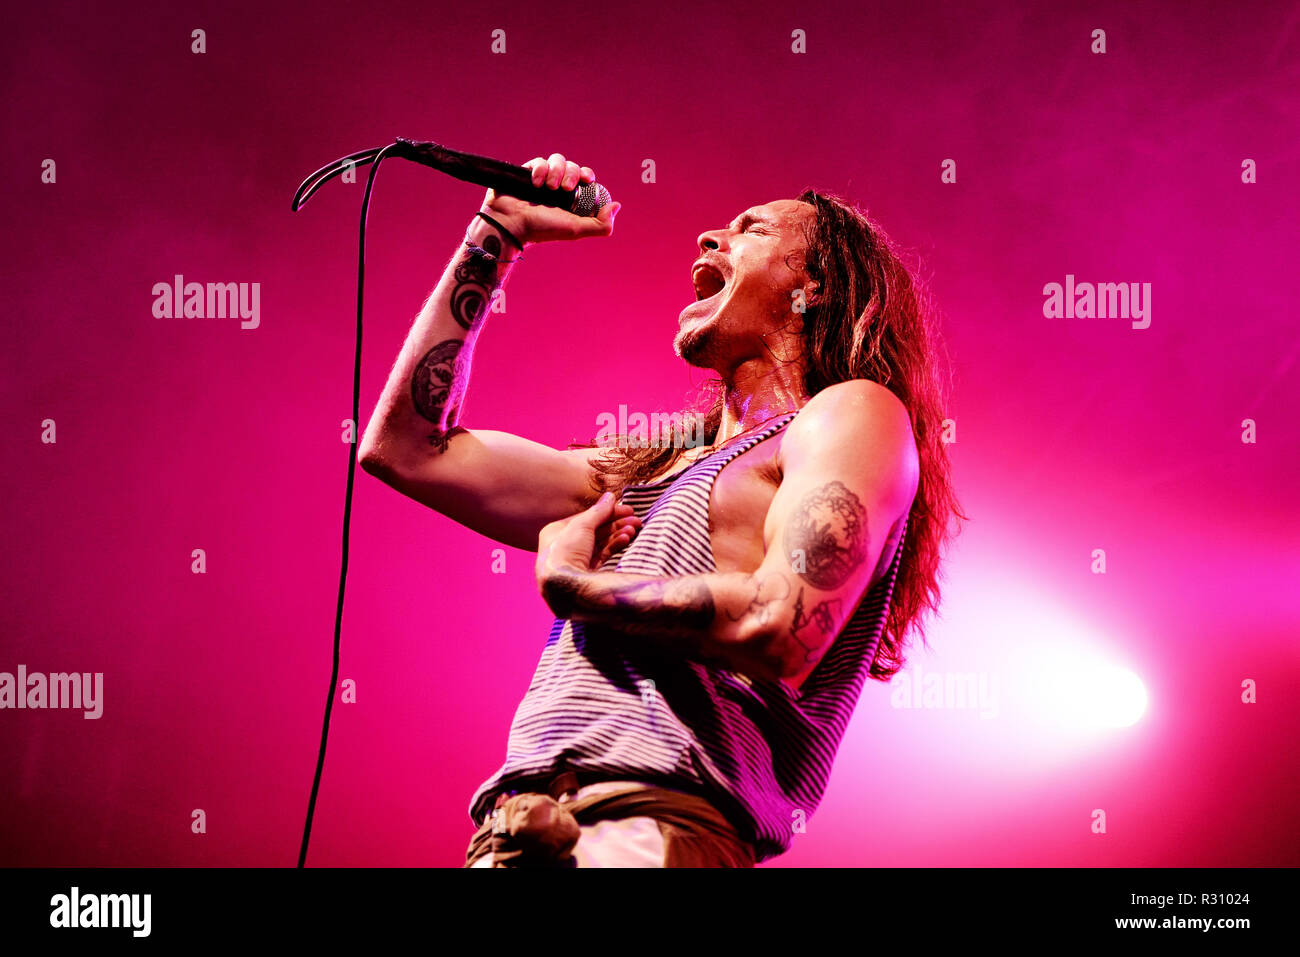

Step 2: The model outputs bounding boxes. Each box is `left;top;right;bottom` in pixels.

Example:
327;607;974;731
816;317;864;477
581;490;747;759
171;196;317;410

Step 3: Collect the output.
714;357;809;442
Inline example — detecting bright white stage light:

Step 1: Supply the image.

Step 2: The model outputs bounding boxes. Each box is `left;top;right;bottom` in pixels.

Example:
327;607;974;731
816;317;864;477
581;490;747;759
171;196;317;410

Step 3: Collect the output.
914;568;1152;771
1094;667;1148;727
1030;659;1149;729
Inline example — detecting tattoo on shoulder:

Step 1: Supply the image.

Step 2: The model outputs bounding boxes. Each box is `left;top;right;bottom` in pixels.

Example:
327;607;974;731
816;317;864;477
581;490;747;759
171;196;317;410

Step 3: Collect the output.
783;480;868;590
411;339;468;453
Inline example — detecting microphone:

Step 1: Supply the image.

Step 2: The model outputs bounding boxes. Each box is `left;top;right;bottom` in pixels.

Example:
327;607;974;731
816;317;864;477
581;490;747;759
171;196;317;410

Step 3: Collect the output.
389;138;613;217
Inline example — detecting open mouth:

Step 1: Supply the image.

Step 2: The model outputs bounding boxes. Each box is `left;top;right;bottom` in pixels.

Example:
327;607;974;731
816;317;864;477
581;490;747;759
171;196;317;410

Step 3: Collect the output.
692;263;727;301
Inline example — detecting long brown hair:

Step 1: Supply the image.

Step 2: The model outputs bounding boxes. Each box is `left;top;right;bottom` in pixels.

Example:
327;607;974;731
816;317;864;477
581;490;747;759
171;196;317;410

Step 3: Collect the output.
576;189;966;679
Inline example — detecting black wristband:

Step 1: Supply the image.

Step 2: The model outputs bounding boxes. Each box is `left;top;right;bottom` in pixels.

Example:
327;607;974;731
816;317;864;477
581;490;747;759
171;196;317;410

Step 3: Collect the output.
476;211;525;252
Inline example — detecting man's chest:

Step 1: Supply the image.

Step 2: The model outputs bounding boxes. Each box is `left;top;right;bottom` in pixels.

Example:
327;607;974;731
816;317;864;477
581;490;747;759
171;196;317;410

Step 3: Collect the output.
704;437;785;575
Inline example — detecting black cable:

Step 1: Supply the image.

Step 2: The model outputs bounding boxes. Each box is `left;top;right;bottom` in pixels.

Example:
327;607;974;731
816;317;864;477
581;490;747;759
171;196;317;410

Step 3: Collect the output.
294;141;399;868
291;147;383;211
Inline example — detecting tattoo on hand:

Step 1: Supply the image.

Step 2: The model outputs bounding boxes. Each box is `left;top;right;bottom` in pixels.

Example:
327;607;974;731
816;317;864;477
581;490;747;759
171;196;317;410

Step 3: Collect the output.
451;237;503;331
411;339;468;453
784;480;868;589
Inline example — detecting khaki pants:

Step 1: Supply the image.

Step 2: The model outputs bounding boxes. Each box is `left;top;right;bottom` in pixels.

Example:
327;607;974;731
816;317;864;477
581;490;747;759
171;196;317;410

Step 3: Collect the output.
464;775;755;868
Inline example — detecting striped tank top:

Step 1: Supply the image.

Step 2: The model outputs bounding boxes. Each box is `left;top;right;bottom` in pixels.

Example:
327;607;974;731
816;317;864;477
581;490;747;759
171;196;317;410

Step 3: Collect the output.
468;409;907;861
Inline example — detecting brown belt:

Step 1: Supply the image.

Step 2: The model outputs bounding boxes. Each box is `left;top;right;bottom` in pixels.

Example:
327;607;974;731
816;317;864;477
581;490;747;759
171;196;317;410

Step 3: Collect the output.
464;772;755;868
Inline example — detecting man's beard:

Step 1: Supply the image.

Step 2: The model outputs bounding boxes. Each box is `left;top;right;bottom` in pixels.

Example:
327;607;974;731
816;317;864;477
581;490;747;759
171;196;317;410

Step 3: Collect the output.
673;318;716;366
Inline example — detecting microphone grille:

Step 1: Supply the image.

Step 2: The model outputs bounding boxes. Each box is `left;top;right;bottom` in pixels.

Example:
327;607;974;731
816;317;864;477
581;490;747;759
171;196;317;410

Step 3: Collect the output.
571;182;612;218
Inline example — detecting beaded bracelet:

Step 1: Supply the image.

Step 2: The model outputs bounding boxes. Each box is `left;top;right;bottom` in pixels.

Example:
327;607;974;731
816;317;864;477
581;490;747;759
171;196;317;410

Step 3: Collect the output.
463;235;523;264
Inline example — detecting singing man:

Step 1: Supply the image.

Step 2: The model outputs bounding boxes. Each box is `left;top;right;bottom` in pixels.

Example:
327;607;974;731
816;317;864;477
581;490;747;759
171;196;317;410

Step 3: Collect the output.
358;151;963;867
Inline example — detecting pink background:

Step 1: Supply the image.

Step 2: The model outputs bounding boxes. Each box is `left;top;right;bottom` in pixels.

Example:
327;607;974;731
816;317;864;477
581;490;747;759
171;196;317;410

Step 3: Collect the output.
2;0;1297;867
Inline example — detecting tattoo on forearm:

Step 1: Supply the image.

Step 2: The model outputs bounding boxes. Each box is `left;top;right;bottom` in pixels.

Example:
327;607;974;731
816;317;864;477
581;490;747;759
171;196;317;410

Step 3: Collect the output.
545;572;716;639
406;243;503;452
451;238;503;331
543;566;844;683
784;480;869;589
411;339;468;452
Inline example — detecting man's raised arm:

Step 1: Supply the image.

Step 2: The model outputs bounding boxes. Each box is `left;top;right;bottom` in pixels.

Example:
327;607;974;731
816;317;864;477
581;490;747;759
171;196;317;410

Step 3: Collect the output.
358;153;621;550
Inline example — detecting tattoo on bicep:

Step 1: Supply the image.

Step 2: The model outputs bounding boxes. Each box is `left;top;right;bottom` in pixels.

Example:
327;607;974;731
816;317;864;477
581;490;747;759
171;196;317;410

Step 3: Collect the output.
411;339;468;453
451;240;502;331
783;480;869;589
789;586;843;664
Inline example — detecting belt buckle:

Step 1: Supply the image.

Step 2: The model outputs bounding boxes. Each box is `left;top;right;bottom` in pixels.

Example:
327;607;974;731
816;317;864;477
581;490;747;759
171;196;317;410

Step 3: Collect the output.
490;792;509;834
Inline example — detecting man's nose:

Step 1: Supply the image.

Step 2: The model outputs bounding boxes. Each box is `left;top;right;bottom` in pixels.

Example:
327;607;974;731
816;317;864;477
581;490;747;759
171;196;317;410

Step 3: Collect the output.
697;228;725;253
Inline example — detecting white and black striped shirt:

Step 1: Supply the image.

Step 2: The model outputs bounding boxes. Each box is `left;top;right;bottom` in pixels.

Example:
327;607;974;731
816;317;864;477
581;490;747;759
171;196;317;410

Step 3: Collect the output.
469;410;905;861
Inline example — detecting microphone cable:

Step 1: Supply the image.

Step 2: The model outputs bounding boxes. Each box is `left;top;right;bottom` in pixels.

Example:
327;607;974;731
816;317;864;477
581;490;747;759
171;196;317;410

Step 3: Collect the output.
290;139;401;868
